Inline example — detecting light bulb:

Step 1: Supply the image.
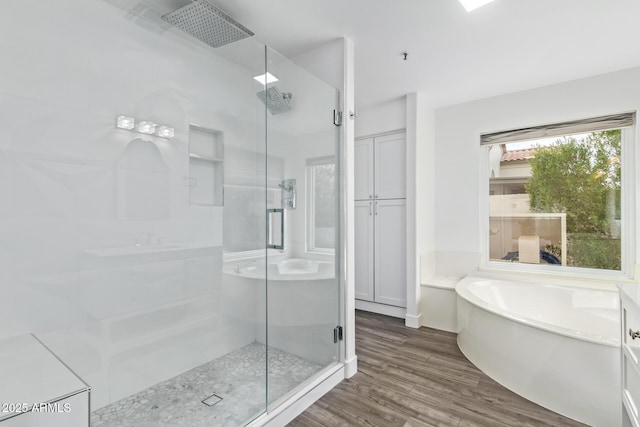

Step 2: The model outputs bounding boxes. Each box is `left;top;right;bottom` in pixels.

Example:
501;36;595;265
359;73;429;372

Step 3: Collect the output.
136;121;156;135
155;125;175;139
116;115;135;130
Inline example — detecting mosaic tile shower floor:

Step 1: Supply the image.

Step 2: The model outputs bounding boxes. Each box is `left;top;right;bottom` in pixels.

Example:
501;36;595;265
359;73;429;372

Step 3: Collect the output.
91;343;322;427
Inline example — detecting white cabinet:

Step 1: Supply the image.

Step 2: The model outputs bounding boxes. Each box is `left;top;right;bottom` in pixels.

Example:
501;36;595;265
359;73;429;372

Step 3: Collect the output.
354;139;374;201
354;132;407;308
354;201;374;301
354;133;406;201
374;199;407;307
374;134;406;199
620;283;640;427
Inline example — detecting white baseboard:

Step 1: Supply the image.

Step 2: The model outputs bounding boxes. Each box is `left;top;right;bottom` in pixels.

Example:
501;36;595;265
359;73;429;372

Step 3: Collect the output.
405;313;422;329
355;300;406;318
344;355;358;378
248;364;344;427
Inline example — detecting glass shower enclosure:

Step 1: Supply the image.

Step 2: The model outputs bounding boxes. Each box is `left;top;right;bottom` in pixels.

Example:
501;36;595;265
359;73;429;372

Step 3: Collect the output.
0;0;341;426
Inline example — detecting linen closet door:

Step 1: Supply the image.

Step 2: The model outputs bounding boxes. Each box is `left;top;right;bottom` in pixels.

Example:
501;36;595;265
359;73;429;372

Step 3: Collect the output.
374;133;406;200
374;198;407;307
355;200;374;301
354;138;374;201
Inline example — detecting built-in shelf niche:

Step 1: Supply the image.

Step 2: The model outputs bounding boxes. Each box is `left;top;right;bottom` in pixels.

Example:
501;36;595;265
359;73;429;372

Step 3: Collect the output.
189;125;223;206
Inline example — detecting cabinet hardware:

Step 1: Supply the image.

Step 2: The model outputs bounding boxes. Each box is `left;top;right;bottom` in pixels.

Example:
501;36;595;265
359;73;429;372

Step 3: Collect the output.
374;202;378;215
369;202;372;215
630;329;640;340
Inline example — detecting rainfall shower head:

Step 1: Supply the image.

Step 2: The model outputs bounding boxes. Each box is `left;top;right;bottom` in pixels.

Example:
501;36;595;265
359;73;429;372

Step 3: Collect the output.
162;0;254;48
257;87;293;115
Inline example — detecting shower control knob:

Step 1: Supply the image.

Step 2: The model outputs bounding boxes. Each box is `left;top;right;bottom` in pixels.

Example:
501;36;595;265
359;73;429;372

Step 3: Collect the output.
629;329;640;340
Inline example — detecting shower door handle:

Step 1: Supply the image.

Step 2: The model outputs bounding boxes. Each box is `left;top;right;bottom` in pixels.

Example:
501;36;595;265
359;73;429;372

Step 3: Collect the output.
267;208;284;250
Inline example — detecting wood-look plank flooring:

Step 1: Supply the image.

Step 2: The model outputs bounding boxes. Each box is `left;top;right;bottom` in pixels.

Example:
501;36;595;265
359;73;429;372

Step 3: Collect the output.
288;310;587;427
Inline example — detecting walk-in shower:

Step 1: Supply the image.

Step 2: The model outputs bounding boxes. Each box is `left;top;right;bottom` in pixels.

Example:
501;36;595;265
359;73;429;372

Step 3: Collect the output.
0;0;341;426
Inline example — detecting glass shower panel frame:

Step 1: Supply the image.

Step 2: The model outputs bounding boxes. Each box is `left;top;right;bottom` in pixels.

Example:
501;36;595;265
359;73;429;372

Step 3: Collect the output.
264;47;341;411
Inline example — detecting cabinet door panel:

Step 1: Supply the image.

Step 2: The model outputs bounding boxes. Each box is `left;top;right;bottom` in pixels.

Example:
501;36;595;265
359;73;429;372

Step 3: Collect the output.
355;201;374;301
374;199;406;307
354;138;374;200
374;133;406;199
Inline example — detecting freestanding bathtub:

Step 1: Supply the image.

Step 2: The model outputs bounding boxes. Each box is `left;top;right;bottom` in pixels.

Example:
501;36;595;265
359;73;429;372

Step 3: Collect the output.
456;276;620;427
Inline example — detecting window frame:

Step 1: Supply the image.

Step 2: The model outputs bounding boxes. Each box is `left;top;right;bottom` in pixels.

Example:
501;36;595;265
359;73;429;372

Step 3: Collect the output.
479;120;636;280
306;156;336;254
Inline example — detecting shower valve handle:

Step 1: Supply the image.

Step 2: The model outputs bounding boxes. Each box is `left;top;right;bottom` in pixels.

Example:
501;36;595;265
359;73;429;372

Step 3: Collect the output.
629;329;640;340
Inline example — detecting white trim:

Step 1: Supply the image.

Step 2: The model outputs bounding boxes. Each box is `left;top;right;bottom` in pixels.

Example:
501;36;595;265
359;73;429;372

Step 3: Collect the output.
406;94;420;334
405;313;422;329
342;36;357;386
247;364;344;427
622;125;636;278
355;299;406;318
344;355;358;378
355;128;407;141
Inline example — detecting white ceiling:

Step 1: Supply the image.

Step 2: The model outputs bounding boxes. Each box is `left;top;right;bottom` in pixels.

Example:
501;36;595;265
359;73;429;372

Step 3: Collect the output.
214;0;640;109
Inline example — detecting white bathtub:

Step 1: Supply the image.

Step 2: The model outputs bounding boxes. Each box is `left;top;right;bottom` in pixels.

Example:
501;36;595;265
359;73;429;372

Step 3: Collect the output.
456;276;620;427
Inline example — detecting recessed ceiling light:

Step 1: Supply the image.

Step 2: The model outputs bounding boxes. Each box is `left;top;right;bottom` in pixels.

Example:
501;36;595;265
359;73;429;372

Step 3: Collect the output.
459;0;495;12
253;72;279;85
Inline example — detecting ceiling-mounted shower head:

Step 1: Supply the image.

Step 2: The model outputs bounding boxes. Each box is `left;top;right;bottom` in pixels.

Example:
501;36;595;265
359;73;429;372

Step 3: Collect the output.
162;0;254;48
257;86;293;115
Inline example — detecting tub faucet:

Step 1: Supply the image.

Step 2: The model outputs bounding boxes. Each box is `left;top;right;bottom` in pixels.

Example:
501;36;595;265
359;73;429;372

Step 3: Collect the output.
234;259;257;274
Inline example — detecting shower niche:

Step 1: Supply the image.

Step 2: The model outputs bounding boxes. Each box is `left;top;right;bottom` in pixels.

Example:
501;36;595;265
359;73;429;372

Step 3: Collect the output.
189;125;223;206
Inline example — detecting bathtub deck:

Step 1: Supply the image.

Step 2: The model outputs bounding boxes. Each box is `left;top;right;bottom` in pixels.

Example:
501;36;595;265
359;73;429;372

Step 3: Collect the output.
289;310;587;427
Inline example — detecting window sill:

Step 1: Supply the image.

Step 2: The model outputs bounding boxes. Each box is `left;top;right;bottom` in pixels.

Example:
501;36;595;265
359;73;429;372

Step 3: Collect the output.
479;262;636;290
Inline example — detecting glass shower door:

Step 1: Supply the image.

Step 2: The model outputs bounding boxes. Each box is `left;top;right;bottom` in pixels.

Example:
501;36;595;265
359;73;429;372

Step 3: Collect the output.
263;48;341;409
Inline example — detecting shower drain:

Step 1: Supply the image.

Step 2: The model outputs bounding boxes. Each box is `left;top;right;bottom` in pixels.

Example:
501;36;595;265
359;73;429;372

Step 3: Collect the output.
202;393;223;407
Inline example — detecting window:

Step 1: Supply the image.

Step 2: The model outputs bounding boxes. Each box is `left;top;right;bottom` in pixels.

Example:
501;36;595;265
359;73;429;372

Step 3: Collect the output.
306;156;336;252
483;113;635;273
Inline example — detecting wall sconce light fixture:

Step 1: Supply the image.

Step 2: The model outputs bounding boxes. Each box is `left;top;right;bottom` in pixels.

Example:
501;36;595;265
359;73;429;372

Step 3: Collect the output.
116;115;174;139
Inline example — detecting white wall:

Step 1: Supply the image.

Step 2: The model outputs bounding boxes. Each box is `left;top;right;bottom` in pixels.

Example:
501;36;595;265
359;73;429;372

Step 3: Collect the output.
293;39;345;93
433;67;640;280
355;98;406;137
408;94;436;328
